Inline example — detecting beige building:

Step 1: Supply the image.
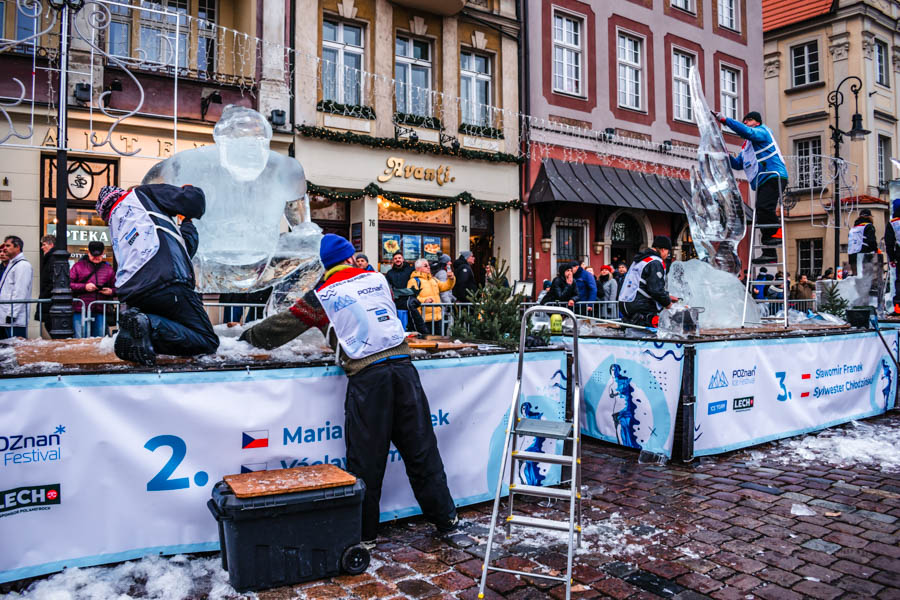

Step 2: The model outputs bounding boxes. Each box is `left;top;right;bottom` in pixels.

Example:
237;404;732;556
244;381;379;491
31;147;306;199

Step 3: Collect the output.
295;0;521;281
763;0;900;278
0;0;520;337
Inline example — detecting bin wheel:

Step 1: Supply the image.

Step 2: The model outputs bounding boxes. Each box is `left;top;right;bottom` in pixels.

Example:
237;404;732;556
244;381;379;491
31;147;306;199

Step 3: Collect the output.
341;544;370;575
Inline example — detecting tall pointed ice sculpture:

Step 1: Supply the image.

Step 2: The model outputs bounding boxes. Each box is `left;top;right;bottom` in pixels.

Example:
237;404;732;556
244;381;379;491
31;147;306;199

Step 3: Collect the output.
143;105;324;313
685;67;746;275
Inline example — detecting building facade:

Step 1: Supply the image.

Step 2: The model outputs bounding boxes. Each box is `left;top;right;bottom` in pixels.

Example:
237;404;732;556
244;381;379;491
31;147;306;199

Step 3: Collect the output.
763;0;900;278
295;0;521;282
522;0;762;285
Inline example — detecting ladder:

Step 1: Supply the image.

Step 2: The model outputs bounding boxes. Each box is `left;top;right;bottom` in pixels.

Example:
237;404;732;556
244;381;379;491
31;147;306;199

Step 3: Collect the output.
742;173;789;328
478;306;583;600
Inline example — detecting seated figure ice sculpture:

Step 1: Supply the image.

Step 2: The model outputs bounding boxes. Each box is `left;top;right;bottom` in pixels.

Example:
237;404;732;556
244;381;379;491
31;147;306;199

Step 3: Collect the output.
684;67;746;275
143;105;323;313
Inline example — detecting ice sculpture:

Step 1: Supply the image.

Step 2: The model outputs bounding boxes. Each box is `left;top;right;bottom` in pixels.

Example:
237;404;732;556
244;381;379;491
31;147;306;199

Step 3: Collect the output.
684;67;746;275
143;105;323;312
667;259;760;329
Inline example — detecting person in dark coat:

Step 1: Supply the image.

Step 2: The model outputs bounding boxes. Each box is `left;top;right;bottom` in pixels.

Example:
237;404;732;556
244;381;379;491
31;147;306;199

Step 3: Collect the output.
95;184;219;365
540;262;578;307
452;251;478;303
848;208;881;306
618;236;676;327
614;263;627;291
848;208;878;276
355;253;376;272
885;205;900;313
70;241;116;337
36;235;55;332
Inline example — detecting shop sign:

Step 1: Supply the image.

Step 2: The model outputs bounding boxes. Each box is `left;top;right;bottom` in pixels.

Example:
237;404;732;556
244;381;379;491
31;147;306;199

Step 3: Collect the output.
46;224;111;246
67;166;93;200
377;157;456;186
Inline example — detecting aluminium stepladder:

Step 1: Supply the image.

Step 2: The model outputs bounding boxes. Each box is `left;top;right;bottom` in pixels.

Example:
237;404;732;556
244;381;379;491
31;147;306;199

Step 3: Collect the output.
742;173;789;328
478;306;583;600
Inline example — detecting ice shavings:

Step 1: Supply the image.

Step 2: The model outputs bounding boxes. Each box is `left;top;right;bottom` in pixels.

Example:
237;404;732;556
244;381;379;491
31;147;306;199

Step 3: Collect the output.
770;420;900;471
200;323;331;364
790;503;817;516
6;554;248;600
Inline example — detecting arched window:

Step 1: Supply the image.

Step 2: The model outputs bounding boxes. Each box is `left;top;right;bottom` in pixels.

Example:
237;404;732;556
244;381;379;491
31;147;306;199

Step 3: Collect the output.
681;228;698;261
609;213;644;266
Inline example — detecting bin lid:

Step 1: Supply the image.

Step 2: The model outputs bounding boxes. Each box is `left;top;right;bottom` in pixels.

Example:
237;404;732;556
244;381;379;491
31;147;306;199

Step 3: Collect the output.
224;465;357;499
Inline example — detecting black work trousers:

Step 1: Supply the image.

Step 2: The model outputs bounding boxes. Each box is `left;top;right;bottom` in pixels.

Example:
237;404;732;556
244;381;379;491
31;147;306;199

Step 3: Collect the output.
127;283;219;356
345;358;456;540
756;177;787;241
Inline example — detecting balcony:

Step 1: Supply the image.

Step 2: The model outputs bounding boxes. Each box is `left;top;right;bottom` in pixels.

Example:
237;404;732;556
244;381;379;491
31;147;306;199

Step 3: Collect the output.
390;0;465;16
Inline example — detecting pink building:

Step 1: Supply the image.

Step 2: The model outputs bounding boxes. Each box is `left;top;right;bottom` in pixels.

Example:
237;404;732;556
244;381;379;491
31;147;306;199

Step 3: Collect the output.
521;0;764;285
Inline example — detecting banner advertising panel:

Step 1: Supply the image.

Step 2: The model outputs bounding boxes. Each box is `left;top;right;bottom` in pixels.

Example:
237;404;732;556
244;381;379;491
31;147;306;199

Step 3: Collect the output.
577;339;685;458
0;351;566;583
693;331;897;456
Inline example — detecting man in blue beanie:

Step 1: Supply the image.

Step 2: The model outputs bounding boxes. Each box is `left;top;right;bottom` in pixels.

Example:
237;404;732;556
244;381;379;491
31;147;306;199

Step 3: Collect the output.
240;234;458;545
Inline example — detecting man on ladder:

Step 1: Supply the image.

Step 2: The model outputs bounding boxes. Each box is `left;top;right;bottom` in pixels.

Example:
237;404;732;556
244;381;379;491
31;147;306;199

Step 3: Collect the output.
850;208;881;308
714;110;789;264
884;205;900;314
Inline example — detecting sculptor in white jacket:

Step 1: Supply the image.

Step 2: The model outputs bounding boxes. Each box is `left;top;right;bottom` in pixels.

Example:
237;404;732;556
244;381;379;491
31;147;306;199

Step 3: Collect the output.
0;251;34;328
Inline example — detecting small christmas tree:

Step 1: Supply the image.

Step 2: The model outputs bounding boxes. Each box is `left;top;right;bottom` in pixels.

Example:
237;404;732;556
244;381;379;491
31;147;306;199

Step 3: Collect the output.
450;256;542;348
819;281;849;318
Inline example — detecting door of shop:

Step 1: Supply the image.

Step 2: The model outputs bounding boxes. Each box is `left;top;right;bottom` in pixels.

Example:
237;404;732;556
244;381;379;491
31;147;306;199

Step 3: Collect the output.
610;213;644;267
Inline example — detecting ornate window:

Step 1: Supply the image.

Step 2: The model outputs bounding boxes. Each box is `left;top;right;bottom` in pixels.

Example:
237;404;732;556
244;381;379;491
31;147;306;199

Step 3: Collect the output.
672;50;694;122
791;41;819;87
552;11;583;96
617;32;643;110
460;51;491;127
395;36;432;117
322;19;364;105
794;137;823;189
720;65;740;120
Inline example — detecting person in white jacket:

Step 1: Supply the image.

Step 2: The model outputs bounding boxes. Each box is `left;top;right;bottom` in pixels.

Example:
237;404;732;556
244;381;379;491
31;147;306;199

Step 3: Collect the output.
0;235;34;339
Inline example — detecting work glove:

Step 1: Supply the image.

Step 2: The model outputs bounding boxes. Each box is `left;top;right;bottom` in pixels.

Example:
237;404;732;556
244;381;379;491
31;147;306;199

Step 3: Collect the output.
711;110;727;124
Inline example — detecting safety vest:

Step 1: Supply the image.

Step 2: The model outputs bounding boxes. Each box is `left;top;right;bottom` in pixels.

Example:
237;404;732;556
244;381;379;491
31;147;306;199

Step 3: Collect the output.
891;218;900;246
848;224;868;255
315;270;406;360
108;190;189;288
740;125;785;182
618;255;664;307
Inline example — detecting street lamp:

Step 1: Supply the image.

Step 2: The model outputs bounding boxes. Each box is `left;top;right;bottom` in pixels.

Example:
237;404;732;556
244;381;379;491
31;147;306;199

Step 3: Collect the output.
827;75;870;272
48;0;89;338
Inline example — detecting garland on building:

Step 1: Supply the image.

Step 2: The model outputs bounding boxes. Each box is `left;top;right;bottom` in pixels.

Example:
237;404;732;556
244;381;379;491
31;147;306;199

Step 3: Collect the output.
458;122;504;139
393;112;443;130
295;125;523;164
316;100;376;121
307;181;523;212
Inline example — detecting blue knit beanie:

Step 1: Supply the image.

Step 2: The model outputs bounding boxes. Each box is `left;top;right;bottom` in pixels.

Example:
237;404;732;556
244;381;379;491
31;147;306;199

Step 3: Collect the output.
319;234;356;268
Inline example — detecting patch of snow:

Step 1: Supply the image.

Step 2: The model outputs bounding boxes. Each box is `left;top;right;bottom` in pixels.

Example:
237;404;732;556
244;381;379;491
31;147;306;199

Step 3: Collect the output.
6;555;249;600
790;503;817;516
97;334;116;354
770;420;900;471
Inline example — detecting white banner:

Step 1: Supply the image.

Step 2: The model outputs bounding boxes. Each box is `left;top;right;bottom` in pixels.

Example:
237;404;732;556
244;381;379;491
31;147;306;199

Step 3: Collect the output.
577;339;685;458
0;351;566;583
694;331;898;456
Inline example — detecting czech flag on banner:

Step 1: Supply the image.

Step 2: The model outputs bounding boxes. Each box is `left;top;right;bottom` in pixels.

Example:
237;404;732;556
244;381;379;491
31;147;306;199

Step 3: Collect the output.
242;430;268;449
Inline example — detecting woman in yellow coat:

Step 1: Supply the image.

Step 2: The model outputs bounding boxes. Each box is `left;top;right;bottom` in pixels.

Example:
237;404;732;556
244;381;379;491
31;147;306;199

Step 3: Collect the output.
408;258;455;323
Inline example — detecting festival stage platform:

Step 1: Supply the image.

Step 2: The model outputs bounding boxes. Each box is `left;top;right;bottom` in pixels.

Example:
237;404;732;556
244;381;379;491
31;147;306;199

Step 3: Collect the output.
558;323;899;463
0;341;568;584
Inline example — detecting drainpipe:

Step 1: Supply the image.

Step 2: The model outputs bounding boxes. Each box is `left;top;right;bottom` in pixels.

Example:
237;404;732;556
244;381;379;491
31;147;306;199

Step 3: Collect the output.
517;0;532;287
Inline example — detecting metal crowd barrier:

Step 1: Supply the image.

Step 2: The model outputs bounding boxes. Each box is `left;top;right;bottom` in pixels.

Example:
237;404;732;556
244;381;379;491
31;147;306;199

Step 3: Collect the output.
755;298;817;318
0;298;87;339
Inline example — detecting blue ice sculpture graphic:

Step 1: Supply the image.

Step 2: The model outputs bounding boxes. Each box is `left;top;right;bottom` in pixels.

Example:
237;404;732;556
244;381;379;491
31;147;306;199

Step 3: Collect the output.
879;358;893;410
610;364;640;449
583;354;673;456
519;402;547;486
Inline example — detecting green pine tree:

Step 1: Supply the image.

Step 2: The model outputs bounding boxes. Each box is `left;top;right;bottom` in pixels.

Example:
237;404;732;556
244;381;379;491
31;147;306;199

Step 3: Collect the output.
819;281;849;319
449;256;544;348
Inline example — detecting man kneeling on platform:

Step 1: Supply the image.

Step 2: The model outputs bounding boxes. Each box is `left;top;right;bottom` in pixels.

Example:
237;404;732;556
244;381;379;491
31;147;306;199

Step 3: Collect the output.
239;234;458;546
95;185;219;365
618;236;677;328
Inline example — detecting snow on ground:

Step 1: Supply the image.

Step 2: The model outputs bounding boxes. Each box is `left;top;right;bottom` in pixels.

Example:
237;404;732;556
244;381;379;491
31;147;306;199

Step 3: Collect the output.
6;555;249;600
749;420;900;471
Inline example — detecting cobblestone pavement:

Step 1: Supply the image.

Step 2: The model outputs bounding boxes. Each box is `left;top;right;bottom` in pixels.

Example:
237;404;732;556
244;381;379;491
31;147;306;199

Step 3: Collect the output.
257;412;900;600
